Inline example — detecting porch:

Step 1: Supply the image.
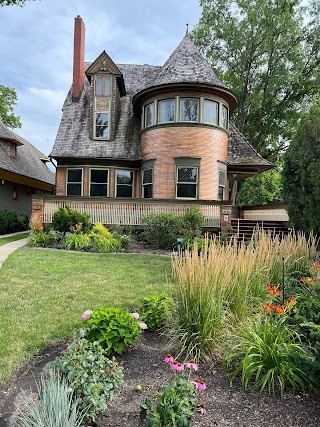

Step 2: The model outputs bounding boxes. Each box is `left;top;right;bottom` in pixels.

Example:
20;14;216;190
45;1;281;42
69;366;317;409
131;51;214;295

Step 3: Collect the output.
31;196;232;228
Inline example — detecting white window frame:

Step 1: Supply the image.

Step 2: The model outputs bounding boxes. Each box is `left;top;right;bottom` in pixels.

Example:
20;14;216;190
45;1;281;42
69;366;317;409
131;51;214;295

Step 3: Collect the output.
89;168;109;197
66;168;83;196
176;166;198;200
115;169;134;198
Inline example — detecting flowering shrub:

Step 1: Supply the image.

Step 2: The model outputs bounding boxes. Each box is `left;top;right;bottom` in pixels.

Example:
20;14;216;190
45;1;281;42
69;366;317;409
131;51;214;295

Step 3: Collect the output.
140;293;174;331
51;338;125;421
84;307;143;355
140;355;206;426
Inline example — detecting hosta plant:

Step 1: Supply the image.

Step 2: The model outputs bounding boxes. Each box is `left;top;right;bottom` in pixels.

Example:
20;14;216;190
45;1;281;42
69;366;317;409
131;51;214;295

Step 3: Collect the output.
85;307;142;355
51;338;125;421
225;314;313;395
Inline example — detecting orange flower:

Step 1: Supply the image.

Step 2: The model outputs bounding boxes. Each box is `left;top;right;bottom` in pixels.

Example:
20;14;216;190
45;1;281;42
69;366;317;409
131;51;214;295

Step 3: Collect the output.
299;277;307;284
274;305;284;314
288;297;296;304
264;303;273;312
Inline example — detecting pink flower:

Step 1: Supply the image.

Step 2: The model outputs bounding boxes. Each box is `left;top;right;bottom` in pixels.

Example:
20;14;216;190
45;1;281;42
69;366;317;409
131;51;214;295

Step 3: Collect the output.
186;359;198;371
197;380;206;391
170;360;184;371
164;354;174;363
132;312;139;320
197;403;206;415
139;322;148;330
81;310;92;321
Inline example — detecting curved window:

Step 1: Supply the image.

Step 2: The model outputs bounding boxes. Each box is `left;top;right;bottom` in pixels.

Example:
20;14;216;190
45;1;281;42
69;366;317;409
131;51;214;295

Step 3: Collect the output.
158;99;175;123
144;102;155;127
222;105;229;129
203;99;218;125
180;98;199;122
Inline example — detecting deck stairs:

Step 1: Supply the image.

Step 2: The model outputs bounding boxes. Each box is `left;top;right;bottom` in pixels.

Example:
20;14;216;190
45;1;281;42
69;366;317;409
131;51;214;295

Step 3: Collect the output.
231;219;289;241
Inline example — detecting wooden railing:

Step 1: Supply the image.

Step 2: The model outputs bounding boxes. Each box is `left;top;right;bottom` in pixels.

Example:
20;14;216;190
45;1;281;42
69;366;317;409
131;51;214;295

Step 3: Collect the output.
242;204;289;222
41;197;222;227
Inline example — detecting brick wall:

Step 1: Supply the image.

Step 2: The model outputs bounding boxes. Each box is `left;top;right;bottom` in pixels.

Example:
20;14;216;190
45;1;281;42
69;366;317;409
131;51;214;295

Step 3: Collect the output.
141;126;228;200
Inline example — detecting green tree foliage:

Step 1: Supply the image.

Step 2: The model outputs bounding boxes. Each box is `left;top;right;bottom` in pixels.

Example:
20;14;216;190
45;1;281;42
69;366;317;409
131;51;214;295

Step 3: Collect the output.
282;101;320;233
0;0;36;5
236;168;282;206
192;0;320;161
0;85;21;128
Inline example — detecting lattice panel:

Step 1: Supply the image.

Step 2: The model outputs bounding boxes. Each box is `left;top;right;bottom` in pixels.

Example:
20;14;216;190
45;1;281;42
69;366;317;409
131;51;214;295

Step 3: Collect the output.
203;100;218;124
178;167;197;183
158;99;175;122
143;168;153;184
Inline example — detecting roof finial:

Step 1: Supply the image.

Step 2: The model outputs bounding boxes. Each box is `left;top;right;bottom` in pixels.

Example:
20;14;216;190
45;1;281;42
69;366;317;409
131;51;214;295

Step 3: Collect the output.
186;23;189;35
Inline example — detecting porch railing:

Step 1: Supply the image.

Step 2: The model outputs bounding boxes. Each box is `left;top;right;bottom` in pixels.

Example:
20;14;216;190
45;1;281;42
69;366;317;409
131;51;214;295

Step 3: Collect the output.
42;197;222;227
242;205;289;222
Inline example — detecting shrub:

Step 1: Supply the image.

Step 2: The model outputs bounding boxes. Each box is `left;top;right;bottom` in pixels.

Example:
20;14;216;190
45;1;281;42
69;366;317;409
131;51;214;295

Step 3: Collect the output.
140;293;174;331
142;212;182;249
0;211;29;234
28;231;55;247
225;314;313;395
181;206;205;230
51;339;125;421
92;236;121;253
52;206;91;234
63;233;91;251
15;370;85;427
89;223;113;239
85;307;142;355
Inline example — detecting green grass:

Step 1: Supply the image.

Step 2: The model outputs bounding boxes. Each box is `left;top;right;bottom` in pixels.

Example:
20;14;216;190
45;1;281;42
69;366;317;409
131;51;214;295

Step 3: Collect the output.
0;248;172;385
0;232;29;246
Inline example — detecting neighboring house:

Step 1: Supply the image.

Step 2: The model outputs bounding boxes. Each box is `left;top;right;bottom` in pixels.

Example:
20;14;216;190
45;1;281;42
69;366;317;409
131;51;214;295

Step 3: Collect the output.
0;121;55;216
33;16;273;228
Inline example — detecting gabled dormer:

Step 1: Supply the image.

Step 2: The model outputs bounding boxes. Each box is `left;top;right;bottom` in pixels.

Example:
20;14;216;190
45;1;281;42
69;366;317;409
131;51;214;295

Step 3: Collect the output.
85;51;126;141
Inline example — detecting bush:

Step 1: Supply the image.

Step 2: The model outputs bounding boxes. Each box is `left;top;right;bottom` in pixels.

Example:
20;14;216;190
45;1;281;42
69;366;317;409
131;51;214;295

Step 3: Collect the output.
92;236;121;253
15;370;85;427
225;314;313;395
182;206;205;230
52;206;92;234
89;223;113;239
52;339;125;421
28;232;54;248
85;307;142;355
140;293;175;331
0;211;29;234
63;233;91;251
142;212;182;249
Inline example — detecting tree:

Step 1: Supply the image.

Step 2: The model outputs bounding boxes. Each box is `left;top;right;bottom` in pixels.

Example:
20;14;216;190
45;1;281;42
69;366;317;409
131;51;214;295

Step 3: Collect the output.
236;168;282;207
0;0;36;5
282;101;320;234
0;85;21;128
192;0;320;161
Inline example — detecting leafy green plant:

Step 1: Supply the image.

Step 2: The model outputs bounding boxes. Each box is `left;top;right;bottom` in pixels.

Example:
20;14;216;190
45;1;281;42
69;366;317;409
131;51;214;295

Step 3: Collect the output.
92;236;121;253
89;223;113;239
141;212;182;249
63;233;91;251
0;211;29;234
140;293;174;331
181;206;205;230
51;338;125;421
52;205;92;234
140;356;205;427
15;370;86;427
225;314;313;395
85;307;142;355
28;231;55;247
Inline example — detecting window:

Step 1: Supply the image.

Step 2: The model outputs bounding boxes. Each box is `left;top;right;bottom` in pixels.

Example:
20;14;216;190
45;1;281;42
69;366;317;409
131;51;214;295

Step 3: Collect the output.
144;103;155;127
176;167;198;199
142;168;153;198
10;142;17;158
13;185;18;200
180;98;199;122
94;75;111;139
66;168;82;196
158;99;175;123
218;165;227;200
222;105;229;129
90;169;108;197
116;170;133;197
203;99;218;125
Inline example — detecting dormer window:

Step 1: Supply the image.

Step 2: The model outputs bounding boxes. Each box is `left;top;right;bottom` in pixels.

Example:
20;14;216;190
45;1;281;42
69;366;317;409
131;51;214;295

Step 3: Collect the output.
94;75;111;139
10;142;17;158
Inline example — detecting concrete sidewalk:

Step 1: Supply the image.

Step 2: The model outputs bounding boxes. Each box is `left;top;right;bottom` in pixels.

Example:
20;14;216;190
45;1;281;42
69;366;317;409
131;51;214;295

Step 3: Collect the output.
0;238;29;268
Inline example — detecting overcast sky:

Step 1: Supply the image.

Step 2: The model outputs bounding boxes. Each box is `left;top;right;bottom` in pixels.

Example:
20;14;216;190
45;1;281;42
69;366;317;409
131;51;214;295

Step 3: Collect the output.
0;0;202;159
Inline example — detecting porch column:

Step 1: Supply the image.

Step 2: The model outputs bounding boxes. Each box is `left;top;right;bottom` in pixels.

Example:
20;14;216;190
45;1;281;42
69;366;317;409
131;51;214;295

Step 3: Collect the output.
31;196;44;227
220;205;232;229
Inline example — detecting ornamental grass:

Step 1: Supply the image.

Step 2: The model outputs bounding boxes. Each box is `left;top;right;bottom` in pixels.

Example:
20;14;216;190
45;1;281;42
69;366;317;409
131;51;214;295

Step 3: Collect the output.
171;229;318;361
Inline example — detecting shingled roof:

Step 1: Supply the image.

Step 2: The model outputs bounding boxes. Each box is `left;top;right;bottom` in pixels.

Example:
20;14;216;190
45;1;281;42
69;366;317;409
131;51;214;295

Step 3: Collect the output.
0;121;55;186
151;34;223;88
51;34;269;169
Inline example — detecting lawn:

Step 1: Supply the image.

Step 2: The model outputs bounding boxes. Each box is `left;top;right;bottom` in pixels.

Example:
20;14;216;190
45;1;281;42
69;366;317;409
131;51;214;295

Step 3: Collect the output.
0;232;29;246
0;248;172;385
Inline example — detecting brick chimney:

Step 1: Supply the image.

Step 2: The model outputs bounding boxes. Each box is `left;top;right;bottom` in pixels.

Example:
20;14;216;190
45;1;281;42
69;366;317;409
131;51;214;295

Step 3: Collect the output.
72;15;85;102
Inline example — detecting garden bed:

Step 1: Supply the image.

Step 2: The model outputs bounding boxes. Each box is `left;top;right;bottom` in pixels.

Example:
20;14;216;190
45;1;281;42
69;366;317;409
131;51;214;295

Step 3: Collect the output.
0;332;319;427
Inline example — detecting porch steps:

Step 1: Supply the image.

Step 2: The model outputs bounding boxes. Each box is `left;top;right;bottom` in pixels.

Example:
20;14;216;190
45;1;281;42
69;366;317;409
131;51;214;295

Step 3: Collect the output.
231;219;289;241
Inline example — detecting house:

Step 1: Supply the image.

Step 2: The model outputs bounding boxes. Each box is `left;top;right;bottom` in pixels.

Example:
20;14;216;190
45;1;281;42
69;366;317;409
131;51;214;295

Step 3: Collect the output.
0;121;55;216
32;16;274;229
